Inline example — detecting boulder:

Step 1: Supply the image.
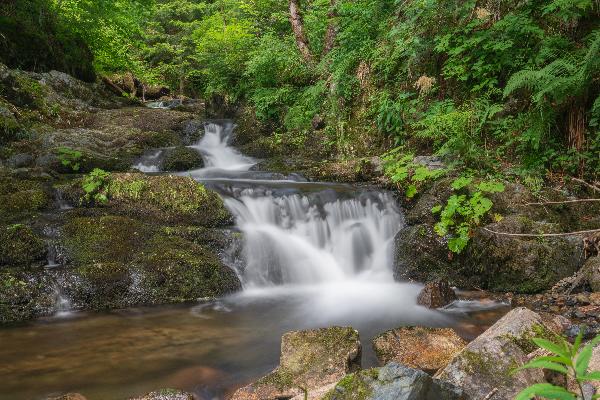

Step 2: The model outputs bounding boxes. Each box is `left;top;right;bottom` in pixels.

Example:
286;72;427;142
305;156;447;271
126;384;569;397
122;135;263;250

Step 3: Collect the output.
232;327;361;400
0;224;47;267
129;389;194;400
0;268;57;324
323;362;468;400
417;280;457;308
583;257;600;292
435;307;566;400
162;147;204;172
7;153;34;168
46;394;87;400
373;327;466;373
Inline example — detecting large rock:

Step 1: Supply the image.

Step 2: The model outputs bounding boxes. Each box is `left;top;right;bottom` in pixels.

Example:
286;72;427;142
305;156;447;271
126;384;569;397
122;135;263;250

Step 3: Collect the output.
129;389;194;400
583;257;600;292
0;224;47;267
324;362;468;400
162;146;204;171
373;327;466;373
417;280;457;308
232;327;361;400
435;307;567;400
0;268;57;324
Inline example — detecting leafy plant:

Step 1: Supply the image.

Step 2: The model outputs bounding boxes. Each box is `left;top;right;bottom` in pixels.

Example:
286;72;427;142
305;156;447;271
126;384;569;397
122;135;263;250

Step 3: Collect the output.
56;147;82;172
382;149;447;198
514;329;600;400
432;177;504;253
81;168;111;204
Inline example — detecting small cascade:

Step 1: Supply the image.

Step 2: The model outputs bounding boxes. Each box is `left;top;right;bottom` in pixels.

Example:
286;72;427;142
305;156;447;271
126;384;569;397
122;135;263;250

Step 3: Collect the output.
133;149;166;172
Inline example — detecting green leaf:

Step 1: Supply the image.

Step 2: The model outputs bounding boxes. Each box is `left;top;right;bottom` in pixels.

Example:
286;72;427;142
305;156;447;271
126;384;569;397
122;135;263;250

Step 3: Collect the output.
514;383;576;400
431;205;443;214
406;185;418;198
532;338;572;359
572;328;584;357
580;371;600;380
476;181;505;193
451;176;473;190
515;359;569;374
575;343;594;376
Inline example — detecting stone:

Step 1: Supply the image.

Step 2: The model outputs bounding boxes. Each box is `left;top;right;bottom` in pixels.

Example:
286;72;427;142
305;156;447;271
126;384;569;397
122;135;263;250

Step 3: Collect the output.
7;153;34;168
582;257;600;292
129;389;194;400
0;224;47;267
162;146;204;171
373;326;466;373
46;394;87;400
232;327;361;400
324;362;468;400
417;280;457;308
435;307;565;400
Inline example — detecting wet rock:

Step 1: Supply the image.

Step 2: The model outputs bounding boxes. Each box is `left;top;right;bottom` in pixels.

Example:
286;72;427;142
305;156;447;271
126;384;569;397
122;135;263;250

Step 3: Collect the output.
181;120;204;145
106;173;232;227
130;389;194;400
465;215;585;293
324;362;468;400
435;307;565;400
0;224;47;267
232;327;361;400
0;175;50;221
162;147;204;172
373;327;466;373
417;280;457;308
0;268;57;324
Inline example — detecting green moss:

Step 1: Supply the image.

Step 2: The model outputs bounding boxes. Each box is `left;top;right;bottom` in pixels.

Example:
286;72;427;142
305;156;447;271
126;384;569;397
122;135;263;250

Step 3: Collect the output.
257;368;295;391
507;323;563;354
0;269;55;324
323;371;375;400
162;146;204;171
0;224;46;266
0;176;49;219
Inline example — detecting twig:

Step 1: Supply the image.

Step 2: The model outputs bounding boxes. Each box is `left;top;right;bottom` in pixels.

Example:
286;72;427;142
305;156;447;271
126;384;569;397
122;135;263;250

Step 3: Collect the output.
572;177;600;193
483;227;600;238
525;199;600;206
483;388;498;400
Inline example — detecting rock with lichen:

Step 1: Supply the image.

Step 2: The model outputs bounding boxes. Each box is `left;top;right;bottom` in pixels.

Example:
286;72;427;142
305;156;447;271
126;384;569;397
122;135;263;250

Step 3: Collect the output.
162;146;204;171
372;327;466;373
322;362;468;400
435;307;567;400
129;389;195;400
232;327;361;400
416;280;457;308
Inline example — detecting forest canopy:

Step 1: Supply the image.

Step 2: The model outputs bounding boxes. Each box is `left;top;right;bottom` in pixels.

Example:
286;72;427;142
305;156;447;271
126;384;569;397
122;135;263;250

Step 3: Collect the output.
1;0;598;179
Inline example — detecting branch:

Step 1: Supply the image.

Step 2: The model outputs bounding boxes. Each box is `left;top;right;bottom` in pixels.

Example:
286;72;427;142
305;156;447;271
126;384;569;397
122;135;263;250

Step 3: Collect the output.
571;177;600;193
525;199;600;206
483;227;600;238
289;0;314;63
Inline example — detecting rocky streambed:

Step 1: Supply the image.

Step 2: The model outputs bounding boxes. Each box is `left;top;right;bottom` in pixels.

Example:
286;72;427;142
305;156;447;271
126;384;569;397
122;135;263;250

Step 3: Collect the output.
1;64;600;399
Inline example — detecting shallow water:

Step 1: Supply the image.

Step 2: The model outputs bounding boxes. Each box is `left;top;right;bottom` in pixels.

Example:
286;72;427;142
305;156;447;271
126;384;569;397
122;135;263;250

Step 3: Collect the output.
0;119;511;399
0;288;508;400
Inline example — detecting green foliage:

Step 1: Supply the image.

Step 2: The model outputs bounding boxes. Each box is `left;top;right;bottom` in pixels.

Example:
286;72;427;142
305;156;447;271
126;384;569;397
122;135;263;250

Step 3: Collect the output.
515;329;600;400
382;149;447;198
56;147;82;172
81;168;111;204
433;177;505;253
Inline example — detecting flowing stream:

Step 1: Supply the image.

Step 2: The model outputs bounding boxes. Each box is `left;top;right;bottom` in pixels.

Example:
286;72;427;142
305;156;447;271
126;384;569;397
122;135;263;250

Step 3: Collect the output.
0;120;508;400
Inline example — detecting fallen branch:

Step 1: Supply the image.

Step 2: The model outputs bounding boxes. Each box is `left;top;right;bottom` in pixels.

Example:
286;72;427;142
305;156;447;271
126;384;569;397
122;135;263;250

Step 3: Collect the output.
483;388;498;400
483;227;600;238
572;177;600;193
525;198;600;206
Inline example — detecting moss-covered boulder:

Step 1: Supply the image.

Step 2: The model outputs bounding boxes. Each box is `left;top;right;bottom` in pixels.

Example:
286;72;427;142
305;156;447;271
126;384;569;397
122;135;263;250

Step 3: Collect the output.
0;175;50;221
162;146;203;171
129;389;194;400
0;269;56;324
232;327;361;400
59;214;240;311
107;173;232;227
435;307;568;400
0;224;47;267
324;363;468;400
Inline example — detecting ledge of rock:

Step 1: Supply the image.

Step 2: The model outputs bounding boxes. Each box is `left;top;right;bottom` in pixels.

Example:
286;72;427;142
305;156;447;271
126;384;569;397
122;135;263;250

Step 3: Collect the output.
373;326;466;373
435;307;569;400
232;327;361;400
324;362;468;400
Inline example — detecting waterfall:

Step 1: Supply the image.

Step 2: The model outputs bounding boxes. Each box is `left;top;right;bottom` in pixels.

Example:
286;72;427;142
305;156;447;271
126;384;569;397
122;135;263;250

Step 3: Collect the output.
190;120;404;290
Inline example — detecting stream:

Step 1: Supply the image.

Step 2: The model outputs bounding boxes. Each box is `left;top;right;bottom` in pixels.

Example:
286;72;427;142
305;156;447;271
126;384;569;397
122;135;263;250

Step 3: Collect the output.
0;120;509;400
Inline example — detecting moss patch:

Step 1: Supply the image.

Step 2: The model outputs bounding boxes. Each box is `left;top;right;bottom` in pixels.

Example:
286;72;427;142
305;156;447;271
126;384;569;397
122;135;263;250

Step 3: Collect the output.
162;146;203;171
0;224;47;266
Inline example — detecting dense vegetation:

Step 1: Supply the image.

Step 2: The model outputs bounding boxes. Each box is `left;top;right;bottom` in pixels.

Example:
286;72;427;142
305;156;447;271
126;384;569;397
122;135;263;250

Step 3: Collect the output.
1;0;599;180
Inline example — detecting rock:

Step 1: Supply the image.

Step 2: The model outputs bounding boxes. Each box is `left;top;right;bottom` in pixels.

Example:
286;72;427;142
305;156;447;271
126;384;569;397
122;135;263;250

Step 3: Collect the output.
0;224;47;267
0;268;57;324
413;156;445;171
324;362;468;400
0;174;50;221
106;173;231;227
582;257;600;292
312;114;326;130
162;146;204;171
373;327;466;373
417;280;457;308
46;394;87;400
7;153;34;168
465;215;586;293
435;307;565;400
232;327;361;400
130;389;194;400
181;120;204;145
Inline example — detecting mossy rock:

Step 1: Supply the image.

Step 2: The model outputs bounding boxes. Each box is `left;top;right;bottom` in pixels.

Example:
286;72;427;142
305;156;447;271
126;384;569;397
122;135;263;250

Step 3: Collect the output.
162;146;204;171
0;224;47;267
0;175;50;220
0;269;56;324
107;173;232;227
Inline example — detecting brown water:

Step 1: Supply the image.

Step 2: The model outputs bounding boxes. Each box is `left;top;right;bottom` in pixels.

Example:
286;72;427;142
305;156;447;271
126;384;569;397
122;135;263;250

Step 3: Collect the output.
0;287;509;400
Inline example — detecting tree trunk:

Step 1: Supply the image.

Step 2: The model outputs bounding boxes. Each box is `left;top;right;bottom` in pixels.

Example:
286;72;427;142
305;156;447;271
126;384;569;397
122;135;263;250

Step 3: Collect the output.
567;103;585;151
322;0;338;56
289;0;313;63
